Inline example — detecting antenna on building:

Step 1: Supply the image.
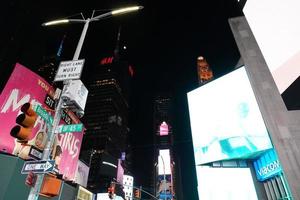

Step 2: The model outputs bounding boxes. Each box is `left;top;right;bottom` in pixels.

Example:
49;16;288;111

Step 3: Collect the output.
113;26;122;61
56;34;66;57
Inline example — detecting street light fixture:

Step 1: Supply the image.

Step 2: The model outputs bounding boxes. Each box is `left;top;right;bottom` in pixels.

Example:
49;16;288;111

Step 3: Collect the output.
27;5;143;200
42;5;143;60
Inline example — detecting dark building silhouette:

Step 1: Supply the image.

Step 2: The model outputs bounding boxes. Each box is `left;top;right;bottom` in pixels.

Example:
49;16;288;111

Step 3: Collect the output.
152;95;178;200
80;54;133;193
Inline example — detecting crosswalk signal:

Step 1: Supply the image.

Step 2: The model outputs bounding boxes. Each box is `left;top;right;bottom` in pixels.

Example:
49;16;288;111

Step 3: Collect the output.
25;171;37;187
10;103;37;143
134;188;141;199
108;186;115;199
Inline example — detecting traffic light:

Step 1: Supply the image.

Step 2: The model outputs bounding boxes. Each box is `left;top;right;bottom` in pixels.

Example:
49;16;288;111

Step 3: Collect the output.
25;171;37;187
108;186;115;199
10;103;37;143
134;188;141;199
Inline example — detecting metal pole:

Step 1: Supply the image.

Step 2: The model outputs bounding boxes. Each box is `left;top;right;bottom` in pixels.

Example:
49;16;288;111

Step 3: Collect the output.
73;18;90;60
28;84;67;200
28;18;90;200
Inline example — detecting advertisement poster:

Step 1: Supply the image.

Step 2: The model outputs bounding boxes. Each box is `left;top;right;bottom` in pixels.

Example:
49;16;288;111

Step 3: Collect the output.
0;63;83;180
187;67;273;165
0;63;54;156
156;175;173;200
74;160;90;187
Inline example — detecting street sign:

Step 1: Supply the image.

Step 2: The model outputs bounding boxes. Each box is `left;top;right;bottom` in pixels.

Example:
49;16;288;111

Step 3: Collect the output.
54;59;84;82
56;123;83;133
28;146;43;160
44;94;56;110
21;160;55;174
34;105;53;124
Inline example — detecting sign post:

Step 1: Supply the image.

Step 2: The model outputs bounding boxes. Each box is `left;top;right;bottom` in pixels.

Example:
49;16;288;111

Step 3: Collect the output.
28;60;86;200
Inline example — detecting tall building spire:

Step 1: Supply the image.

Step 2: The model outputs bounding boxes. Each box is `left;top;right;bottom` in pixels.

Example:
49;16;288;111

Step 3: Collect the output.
56;34;66;57
113;26;122;61
197;56;214;85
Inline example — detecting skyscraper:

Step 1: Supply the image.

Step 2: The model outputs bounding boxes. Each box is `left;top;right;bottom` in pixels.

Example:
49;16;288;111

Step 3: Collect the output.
80;53;132;193
152;95;177;200
197;56;214;85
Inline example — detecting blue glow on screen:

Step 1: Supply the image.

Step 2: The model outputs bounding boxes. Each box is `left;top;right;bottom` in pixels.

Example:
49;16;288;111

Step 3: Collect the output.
187;66;273;165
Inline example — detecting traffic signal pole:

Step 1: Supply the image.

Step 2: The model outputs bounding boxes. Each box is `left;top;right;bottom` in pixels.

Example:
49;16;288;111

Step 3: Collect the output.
27;19;89;200
112;181;159;200
27;83;67;200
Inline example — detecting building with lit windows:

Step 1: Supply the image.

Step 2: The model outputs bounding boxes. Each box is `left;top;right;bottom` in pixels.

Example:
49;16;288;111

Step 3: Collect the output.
80;56;133;193
196;56;213;86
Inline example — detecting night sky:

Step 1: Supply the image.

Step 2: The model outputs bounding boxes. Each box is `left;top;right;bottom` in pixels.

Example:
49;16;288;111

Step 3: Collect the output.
0;0;242;199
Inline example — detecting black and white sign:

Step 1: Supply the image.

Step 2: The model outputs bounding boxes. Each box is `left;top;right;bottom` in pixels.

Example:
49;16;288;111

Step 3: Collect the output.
21;160;55;174
54;59;84;82
44;94;56;110
28;146;43;160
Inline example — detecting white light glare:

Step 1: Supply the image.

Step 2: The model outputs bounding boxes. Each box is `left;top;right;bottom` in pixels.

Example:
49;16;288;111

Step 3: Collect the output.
112;6;142;15
43;19;69;26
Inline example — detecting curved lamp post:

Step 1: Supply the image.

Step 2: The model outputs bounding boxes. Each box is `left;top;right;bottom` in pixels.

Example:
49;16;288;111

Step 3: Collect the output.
27;6;143;200
42;5;143;60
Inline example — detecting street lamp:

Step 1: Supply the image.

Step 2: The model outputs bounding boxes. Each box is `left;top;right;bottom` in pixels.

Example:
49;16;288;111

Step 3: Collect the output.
27;6;143;200
42;5;143;60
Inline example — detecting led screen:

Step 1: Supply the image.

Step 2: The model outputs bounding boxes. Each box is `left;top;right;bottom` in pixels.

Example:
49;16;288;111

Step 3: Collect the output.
187;67;273;164
159;121;169;136
243;0;300;94
196;166;258;200
158;149;171;175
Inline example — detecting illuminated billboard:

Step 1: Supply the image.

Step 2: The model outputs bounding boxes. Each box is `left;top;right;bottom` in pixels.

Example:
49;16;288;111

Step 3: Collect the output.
243;0;300;94
196;166;258;200
156;175;173;200
158;149;171;175
253;149;282;181
187;67;273;164
159;121;169;136
0;63;84;181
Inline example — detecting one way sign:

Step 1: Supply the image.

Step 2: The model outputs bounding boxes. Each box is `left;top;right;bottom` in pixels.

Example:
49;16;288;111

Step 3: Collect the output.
21;160;55;174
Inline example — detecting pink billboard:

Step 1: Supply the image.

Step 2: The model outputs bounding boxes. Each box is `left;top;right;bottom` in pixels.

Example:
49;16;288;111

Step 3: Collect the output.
0;63;84;180
56;131;83;180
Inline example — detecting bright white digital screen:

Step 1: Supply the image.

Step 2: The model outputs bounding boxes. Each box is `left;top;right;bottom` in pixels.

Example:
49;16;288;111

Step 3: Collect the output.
243;0;300;94
196;166;258;200
187;67;273;165
158;149;171;175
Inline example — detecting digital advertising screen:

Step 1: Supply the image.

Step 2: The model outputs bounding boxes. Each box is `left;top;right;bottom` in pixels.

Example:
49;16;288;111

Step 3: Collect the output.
196;166;258;200
158;149;171;175
243;0;300;95
187;67;273;165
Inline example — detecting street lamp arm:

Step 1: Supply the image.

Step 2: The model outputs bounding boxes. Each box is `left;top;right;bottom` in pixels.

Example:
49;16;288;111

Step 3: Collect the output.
91;5;143;21
42;19;87;26
90;12;113;22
